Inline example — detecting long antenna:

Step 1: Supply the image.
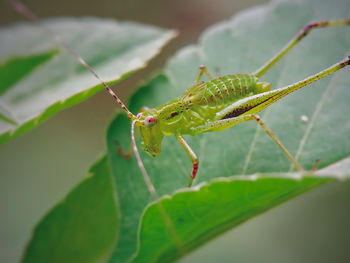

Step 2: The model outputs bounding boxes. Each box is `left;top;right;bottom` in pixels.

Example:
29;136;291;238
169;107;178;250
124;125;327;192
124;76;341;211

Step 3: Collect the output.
7;0;136;120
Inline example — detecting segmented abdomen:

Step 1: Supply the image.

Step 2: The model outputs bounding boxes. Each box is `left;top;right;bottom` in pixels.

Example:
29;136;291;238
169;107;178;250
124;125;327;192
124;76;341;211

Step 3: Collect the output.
201;74;259;105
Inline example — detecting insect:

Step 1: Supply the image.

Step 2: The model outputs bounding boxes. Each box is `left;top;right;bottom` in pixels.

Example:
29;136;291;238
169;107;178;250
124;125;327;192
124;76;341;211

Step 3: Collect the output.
9;0;350;197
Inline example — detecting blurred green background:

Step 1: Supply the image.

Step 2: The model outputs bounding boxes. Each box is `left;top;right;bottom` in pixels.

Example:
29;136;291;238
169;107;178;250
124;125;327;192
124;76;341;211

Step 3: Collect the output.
0;0;349;262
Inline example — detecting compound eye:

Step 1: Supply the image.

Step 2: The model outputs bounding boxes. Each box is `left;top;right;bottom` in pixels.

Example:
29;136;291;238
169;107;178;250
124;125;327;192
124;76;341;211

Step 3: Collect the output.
144;116;157;127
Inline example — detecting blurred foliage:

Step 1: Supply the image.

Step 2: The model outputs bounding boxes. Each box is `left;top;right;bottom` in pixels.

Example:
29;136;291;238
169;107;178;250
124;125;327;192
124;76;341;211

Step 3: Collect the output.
22;157;119;263
0;18;176;144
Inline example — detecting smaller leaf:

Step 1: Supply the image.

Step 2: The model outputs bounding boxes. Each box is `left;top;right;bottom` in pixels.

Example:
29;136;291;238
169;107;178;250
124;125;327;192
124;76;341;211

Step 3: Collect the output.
22;156;119;263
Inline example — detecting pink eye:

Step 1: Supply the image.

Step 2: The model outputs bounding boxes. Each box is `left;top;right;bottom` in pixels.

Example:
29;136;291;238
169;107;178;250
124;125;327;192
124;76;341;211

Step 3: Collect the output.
144;116;157;127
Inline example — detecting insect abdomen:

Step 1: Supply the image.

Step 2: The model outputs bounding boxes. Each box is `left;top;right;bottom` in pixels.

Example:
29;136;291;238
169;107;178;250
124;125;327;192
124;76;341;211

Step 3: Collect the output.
203;74;259;104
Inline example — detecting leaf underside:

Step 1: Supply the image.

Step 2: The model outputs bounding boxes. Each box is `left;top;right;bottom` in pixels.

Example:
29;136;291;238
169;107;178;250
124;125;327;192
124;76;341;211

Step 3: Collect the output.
0;18;176;144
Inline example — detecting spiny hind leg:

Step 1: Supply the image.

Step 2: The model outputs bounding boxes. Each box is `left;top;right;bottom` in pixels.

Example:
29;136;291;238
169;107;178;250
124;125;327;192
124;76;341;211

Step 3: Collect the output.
191;114;304;172
176;136;198;187
253;19;350;77
195;65;214;83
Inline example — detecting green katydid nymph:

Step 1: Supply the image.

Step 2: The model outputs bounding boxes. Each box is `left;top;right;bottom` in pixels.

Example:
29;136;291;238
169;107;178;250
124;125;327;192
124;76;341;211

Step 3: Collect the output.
130;19;350;189
9;0;350;196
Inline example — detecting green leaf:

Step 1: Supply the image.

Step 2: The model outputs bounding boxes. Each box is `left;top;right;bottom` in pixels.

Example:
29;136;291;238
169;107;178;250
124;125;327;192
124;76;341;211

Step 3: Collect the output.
0;50;57;96
22;156;119;263
0;18;176;144
133;167;350;263
106;0;350;262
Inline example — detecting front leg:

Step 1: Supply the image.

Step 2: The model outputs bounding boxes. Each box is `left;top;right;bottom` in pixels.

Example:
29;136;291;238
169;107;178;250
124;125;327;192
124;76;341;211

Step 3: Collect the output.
176;136;199;187
115;140;133;159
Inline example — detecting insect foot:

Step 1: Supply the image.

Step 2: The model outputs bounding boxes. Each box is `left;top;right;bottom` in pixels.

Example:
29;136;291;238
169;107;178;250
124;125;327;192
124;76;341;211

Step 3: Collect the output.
115;140;133;159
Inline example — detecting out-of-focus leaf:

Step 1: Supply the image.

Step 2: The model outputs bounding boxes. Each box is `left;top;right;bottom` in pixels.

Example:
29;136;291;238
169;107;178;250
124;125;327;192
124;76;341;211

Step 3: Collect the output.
0;18;176;144
22;156;119;263
0;50;57;96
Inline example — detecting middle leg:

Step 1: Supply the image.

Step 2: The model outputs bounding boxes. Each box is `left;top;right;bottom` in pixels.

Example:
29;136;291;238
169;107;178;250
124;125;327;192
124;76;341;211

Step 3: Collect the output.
176;135;199;187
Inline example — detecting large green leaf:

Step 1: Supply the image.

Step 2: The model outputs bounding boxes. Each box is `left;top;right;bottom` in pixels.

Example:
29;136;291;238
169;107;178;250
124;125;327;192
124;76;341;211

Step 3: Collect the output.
132;162;350;263
0;18;176;144
106;0;350;262
22;156;119;263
